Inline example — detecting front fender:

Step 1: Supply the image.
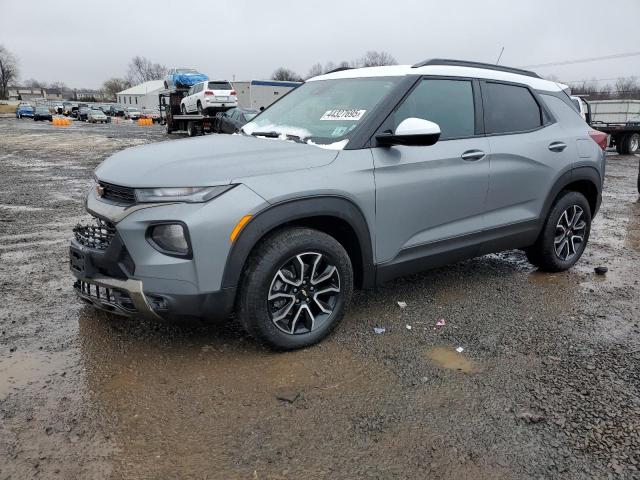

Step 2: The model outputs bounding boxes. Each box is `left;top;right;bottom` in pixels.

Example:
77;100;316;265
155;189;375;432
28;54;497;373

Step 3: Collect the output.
221;196;375;289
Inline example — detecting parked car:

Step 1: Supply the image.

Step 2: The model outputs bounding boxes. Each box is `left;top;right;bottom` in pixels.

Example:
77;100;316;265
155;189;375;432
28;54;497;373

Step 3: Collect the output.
164;68;208;90
16;104;35;118
214;107;259;133
87;109;108;123
99;104;113;115
109;104;126;117
180;80;237;115
70;59;605;350
142;108;161;123
33;106;53;121
77;106;91;121
124;107;142;120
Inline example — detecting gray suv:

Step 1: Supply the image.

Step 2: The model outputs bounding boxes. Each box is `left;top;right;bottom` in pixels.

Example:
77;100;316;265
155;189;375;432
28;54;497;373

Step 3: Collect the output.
70;59;605;350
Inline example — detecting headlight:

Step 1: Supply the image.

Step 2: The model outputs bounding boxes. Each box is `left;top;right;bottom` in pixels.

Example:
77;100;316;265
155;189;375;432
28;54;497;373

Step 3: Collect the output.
148;223;190;257
135;185;234;203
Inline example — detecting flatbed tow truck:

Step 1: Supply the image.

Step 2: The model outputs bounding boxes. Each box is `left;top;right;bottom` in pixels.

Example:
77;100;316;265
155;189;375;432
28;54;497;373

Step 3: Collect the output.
159;88;223;137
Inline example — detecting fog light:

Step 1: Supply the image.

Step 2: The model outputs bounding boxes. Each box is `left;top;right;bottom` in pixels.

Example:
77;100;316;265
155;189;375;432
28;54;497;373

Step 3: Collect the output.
149;223;190;256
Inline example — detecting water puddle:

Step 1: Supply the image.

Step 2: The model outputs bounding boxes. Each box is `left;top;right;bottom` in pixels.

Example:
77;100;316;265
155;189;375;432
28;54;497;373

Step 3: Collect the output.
0;350;69;398
426;346;480;373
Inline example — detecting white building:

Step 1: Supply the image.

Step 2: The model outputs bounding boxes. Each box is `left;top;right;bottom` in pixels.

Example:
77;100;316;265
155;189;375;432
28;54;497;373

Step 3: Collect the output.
116;80;165;110
232;80;302;110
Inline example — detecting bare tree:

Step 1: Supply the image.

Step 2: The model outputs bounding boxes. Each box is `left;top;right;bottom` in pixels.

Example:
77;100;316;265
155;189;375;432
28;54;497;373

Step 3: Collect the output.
0;45;19;99
356;50;397;68
306;62;324;79
614;76;639;98
126;56;168;85
102;77;131;100
271;67;303;82
23;78;45;88
48;81;68;91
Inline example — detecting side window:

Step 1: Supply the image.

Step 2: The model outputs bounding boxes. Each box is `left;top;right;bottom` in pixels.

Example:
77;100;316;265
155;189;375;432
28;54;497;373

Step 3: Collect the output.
483;82;542;134
392;79;475;140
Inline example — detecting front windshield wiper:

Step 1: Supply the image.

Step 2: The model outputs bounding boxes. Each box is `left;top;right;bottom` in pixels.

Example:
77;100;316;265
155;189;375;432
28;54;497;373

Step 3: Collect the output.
251;131;308;143
251;131;280;138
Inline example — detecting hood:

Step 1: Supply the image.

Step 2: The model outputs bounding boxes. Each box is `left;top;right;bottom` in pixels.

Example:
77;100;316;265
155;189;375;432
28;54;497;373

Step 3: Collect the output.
95;134;339;187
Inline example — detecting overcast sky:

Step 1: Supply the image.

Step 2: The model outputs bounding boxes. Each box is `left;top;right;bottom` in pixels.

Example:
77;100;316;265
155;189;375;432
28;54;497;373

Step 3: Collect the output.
1;0;639;89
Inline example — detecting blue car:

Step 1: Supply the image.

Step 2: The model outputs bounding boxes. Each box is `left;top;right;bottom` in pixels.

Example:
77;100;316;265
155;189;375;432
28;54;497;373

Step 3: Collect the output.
163;68;208;90
16;104;35;119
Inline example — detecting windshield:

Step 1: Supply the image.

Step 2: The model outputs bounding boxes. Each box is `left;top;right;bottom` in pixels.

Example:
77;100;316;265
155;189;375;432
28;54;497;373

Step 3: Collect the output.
571;98;581;111
127;107;139;112
177;69;197;74
243;113;257;122
242;77;400;147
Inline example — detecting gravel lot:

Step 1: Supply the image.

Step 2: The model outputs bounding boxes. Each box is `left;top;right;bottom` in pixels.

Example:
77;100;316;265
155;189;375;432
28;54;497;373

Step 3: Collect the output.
1;117;639;479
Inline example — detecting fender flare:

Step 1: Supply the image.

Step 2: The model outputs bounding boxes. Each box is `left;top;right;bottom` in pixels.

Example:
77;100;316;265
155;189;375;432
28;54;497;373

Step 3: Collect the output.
541;166;602;224
220;196;375;289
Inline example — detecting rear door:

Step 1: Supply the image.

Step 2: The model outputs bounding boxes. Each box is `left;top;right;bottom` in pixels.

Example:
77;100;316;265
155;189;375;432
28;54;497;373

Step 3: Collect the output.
480;81;576;249
372;77;490;266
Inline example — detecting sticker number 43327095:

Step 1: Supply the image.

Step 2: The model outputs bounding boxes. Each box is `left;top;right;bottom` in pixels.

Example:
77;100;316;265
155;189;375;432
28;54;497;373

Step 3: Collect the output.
320;109;366;121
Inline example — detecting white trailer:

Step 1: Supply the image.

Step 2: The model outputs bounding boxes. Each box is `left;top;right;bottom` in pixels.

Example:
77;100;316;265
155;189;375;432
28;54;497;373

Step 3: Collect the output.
232;80;301;110
587;99;640;124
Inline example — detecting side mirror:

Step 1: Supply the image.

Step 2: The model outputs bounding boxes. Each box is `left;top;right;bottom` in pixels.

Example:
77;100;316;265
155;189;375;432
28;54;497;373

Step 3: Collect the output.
376;118;441;147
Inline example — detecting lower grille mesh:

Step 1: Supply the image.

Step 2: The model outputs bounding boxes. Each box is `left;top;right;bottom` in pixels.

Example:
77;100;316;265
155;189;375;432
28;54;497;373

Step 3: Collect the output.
73;217;116;250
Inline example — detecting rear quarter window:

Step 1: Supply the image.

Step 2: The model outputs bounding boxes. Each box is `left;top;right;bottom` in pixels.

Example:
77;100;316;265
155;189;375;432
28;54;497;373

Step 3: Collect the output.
541;94;587;127
483;82;543;134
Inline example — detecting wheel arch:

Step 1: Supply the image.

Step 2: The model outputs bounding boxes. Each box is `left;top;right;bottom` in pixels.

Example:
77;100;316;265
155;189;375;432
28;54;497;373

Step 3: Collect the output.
542;167;602;222
221;196;375;290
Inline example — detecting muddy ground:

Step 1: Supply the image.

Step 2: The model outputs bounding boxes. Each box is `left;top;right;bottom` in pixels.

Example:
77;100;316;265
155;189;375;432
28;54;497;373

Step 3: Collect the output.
0;117;639;480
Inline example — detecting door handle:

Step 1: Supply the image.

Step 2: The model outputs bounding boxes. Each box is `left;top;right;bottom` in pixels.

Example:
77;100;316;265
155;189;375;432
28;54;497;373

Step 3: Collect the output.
461;150;486;161
548;141;567;152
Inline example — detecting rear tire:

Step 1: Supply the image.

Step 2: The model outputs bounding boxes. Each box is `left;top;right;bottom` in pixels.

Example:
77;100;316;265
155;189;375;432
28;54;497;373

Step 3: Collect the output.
525;191;591;272
197;101;204;115
624;133;639;154
181;104;187;115
237;227;353;350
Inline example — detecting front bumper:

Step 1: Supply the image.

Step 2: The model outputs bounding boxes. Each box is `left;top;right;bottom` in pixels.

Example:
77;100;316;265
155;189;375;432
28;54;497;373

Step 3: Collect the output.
69;183;266;322
70;236;236;322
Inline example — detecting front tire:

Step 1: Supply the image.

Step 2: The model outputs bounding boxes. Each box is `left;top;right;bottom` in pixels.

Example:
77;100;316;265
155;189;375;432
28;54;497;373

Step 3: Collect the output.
237;227;353;350
525;191;591;272
181;104;187;115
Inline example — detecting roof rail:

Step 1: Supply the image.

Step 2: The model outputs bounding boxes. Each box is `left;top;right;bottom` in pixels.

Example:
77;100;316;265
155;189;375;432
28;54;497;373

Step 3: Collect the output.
411;58;541;79
324;66;353;74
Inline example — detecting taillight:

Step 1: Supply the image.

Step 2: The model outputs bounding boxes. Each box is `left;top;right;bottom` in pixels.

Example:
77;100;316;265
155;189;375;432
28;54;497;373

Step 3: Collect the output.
204;91;213;96
230;90;236;96
588;129;608;151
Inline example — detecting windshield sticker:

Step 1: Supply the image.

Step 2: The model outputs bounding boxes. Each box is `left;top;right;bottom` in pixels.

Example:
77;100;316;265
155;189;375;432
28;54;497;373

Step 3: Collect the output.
320;109;366;121
331;126;349;136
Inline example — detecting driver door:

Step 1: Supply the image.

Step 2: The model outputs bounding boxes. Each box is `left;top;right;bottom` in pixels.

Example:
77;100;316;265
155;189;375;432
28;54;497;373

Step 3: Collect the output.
372;77;490;268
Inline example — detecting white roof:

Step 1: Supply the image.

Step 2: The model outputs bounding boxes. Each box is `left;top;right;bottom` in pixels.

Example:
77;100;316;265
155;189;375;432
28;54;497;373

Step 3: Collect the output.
308;64;567;92
117;80;165;95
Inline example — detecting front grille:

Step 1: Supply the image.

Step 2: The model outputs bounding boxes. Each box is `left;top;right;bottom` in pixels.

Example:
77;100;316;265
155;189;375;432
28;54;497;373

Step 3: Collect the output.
99;181;136;205
73;217;116;250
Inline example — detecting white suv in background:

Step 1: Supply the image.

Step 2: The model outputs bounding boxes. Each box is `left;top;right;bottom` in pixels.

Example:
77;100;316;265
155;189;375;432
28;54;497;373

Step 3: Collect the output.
180;80;237;115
